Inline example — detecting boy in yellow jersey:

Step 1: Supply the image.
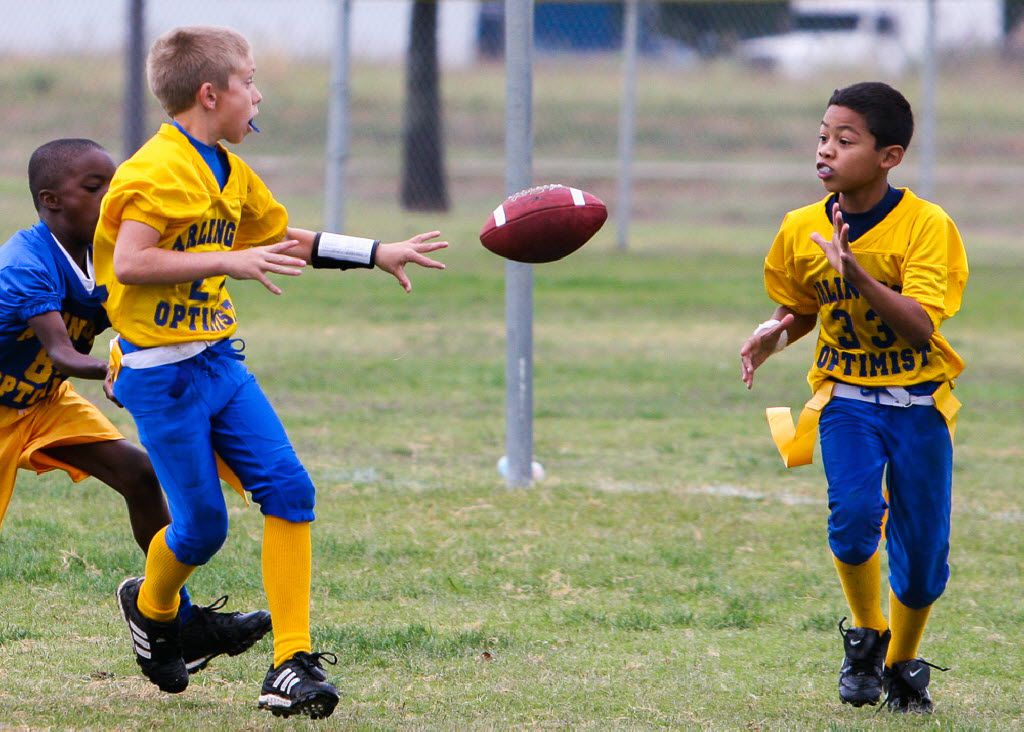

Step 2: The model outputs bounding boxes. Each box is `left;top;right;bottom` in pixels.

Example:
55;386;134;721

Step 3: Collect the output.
93;26;447;718
1;138;270;675
740;82;967;713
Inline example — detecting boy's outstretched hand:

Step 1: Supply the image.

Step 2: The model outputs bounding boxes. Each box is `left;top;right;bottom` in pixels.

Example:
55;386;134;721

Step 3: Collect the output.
375;231;448;292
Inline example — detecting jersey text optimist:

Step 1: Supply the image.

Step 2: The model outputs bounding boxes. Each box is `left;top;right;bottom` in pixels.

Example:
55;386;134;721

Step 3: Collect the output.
94;124;287;348
765;189;967;393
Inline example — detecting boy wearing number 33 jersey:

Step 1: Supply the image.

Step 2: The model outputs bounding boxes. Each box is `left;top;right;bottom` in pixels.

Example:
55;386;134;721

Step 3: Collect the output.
740;82;968;714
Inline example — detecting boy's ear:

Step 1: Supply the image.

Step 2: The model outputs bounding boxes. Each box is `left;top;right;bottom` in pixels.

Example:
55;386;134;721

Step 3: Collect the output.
880;145;905;171
198;81;217;111
37;189;61;212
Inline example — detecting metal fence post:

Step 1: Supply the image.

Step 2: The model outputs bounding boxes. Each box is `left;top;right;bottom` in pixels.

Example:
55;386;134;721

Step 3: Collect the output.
617;0;639;252
504;0;534;488
919;0;937;200
324;0;352;232
123;0;146;158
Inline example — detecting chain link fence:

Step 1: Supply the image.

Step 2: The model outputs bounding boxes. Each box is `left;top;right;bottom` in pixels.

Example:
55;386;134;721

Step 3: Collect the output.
2;0;1023;247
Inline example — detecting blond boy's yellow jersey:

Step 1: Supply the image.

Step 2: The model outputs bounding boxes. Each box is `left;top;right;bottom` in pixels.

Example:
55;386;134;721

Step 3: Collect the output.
94;123;288;347
765;189;968;393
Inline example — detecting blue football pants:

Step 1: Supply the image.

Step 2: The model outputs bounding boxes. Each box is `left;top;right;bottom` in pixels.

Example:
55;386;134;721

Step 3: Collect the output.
819;389;953;609
114;341;316;566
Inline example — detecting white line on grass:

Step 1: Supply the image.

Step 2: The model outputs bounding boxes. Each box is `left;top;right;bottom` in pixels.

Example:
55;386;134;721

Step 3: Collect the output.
682;484;819;506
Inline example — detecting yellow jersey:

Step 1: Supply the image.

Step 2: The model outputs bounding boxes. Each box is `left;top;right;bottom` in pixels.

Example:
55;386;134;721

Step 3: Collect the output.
764;188;968;393
95;123;288;347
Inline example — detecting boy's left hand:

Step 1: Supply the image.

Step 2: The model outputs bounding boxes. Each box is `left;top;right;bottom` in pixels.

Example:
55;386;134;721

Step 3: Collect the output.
375;231;448;292
811;203;863;282
103;368;123;407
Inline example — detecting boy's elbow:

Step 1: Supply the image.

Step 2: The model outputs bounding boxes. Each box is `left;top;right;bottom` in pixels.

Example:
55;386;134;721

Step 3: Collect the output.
910;335;934;351
113;257;143;285
909;323;935;350
114;268;142;285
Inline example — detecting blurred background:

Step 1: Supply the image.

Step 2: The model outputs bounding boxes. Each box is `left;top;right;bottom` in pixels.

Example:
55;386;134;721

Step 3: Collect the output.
2;0;1024;252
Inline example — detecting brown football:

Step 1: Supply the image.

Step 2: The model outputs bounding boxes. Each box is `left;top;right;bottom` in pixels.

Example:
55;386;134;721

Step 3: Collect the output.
479;184;607;263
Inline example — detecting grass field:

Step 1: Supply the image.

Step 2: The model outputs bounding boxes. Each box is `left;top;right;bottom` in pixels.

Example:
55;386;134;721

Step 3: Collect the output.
1;51;1023;729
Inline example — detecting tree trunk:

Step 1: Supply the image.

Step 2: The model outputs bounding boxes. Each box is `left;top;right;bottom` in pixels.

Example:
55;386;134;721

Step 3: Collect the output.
401;1;449;211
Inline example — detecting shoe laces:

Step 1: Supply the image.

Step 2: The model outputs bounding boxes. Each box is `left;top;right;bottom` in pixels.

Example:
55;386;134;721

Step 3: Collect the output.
877;658;950;712
837;616;851;637
914;659;950;673
198;595;230;613
298;651;338;670
188;596;238;634
192;595;234;620
289;651;338;681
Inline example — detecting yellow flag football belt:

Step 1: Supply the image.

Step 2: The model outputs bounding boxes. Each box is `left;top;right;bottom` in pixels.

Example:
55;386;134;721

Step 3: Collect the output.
766;381;961;468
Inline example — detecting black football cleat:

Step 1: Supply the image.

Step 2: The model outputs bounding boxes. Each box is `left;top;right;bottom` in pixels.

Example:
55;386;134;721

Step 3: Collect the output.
117;576;189;693
837;617;891;707
257;651;340;719
881;657;948;713
179;595;272;673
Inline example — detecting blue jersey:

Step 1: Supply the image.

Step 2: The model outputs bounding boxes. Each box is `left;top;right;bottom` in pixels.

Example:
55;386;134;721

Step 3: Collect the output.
0;222;109;409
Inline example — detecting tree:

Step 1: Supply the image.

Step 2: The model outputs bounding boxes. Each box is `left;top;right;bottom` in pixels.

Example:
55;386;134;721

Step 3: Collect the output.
401;0;449;211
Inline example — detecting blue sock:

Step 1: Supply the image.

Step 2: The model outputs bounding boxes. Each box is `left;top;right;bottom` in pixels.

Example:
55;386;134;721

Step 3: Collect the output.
178;585;195;624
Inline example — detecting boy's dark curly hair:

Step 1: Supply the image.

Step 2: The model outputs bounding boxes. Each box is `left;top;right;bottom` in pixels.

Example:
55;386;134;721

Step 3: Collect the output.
828;82;914;150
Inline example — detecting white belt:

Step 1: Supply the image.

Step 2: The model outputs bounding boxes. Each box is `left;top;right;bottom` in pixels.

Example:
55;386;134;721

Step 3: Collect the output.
119;339;220;369
832;383;934;408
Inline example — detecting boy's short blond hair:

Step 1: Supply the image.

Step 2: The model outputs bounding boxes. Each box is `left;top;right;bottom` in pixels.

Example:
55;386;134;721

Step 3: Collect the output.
148;26;251;116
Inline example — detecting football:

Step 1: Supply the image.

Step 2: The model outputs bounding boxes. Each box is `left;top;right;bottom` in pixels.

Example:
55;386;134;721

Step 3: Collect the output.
479;184;607;263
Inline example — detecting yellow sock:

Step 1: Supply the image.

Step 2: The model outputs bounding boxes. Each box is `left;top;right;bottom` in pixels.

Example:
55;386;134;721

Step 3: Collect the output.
886;589;932;666
263;515;312;667
832;551;888;632
138;527;196;622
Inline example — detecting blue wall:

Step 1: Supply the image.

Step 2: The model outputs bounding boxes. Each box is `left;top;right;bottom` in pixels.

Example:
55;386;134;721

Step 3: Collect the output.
478;2;624;56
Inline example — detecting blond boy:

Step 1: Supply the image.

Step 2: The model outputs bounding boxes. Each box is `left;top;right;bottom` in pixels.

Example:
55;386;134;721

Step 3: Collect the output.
94;26;446;719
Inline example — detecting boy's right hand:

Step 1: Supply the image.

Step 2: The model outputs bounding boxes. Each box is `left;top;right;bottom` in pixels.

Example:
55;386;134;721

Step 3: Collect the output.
739;314;794;389
226;240;306;294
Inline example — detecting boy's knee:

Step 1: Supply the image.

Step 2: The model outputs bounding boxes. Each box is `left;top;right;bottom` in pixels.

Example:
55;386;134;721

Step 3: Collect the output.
110;458;161;500
828;505;884;565
829;536;879;567
255;477;316;523
890;550;949;608
166;510;229;565
892;580;945;609
247;461;316;522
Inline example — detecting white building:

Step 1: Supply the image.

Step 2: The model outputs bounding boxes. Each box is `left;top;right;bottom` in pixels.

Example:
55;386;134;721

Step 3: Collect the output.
0;0;482;67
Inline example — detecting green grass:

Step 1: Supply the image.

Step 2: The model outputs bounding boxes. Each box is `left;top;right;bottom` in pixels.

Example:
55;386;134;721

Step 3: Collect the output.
0;235;1022;728
2;51;1024;728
